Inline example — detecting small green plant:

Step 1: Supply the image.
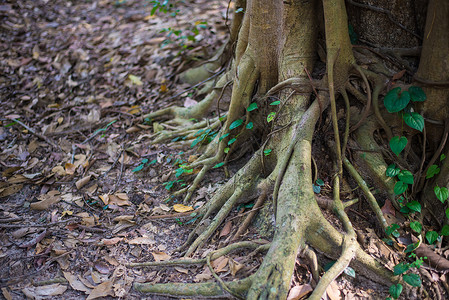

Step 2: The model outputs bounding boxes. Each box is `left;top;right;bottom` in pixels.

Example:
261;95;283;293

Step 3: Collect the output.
313;179;324;194
132;158;157;172
163;179;184;190
150;0;179;17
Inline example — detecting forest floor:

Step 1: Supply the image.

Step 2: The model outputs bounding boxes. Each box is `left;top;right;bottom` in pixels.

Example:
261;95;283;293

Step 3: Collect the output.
0;0;442;299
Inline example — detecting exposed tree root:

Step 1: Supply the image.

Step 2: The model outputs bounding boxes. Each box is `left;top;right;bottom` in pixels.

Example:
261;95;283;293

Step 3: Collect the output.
135;276;253;298
136;0;406;298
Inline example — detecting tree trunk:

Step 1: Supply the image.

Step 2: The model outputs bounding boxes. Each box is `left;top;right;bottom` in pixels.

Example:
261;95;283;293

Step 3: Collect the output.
136;0;449;298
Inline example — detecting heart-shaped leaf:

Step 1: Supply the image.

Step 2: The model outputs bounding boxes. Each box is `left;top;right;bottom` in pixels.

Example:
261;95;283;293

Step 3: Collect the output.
441;225;449;236
398;170;414;184
403;273;422;287
384;87;410;113
390;136;407;156
394;181;408;195
434;186;449;203
403;112;424;132
386;164;400;177
426;230;438;244
406;201;421;213
393;262;409;275
426;164;440;179
410;221;422;233
409;86;426;102
389;283;403;299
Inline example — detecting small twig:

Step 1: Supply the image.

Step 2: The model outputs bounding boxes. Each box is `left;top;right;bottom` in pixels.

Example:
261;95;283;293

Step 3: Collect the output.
12;119;60;150
0;218;80;229
0;217;23;223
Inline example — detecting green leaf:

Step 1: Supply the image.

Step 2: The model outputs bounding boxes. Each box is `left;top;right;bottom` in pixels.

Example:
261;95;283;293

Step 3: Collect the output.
390;136;407;156
398;170;414;184
403;112;424;132
389;283;403;299
267;112;276;123
400;206;411;214
247;103;258;112
235;7;244;13
434;186;449;203
386;164;401;177
270;100;281;106
426;165;440;179
394;181;408;195
409;86;426;102
263;149;272;156
410;221;422;233
403;273;422;287
344;266;356;278
393;262;410;275
228;138;237;145
441;225;449;236
230;119;243;130
426;231;438;244
175;168;185;178
441;154;446;161
141;158;149;164
405;242;419;253
224;147;230;153
132;164;145;172
384;87;410;113
313;185;321;194
323;261;335;271
213;162;225;169
446;207;449;219
219;133;230;141
406;201;421;213
386;223;400;236
316;179;325;186
246;122;254;129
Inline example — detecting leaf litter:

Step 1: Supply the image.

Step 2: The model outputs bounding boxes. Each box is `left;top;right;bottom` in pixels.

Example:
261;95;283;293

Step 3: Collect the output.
0;0;415;299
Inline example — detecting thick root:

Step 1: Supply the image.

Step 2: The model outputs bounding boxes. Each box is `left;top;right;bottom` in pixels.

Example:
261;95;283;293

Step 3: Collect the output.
135;276;253;298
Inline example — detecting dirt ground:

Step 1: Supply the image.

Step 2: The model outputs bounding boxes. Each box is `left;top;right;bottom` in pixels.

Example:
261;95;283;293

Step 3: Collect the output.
0;0;441;299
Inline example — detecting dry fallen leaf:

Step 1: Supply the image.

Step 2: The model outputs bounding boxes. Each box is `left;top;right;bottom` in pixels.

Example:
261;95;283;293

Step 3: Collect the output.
76;175;91;189
22;284;67;298
173;204;194;213
219;221;232;237
86;280;114;300
212;256;229;273
229;258;243;276
30;190;61;210
65;162;76;175
287;284;313;300
128;237;156;245
101;237;123;246
63;271;91;293
326;280;341;300
151;251;171;262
